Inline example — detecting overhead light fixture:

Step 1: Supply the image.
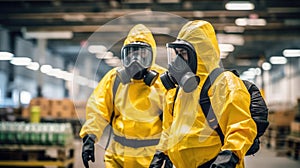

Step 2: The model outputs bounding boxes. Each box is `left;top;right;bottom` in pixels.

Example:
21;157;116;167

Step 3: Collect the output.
241;70;255;79
225;1;255;11
270;56;287;64
224;26;245;33
217;34;244;46
262;62;272;71
23;28;73;39
283;49;300;57
158;0;180;3
10;57;32;66
247;18;267;26
220;52;229;59
235;18;267;26
124;0;152;3
40;65;53;73
96;51;114;59
20;91;31;105
26;62;40;71
149;27;170;35
219;43;235;52
63;14;86;22
88;80;98;89
74;75;89;86
248;67;261;76
88;45;107;54
0;52;14;60
105;57;122;67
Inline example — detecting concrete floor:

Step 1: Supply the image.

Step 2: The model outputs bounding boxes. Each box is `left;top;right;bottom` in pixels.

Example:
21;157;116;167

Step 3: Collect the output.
73;140;300;168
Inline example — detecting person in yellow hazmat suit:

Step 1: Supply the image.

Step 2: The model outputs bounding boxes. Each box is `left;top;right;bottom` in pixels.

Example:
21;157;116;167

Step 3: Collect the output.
149;20;257;168
79;24;173;168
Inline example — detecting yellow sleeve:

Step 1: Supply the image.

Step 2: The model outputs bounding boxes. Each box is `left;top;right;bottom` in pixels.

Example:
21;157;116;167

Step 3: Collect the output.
156;88;177;153
79;68;117;141
213;72;257;159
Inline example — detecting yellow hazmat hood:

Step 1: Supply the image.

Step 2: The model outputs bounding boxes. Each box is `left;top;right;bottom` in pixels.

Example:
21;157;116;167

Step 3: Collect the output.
124;24;156;66
177;20;220;76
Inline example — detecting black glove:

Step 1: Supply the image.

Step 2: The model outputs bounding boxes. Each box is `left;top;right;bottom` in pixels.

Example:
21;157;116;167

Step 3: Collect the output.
149;151;173;168
82;134;96;168
210;150;239;168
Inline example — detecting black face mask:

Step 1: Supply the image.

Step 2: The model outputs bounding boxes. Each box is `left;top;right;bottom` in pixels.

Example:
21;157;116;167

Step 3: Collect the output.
117;61;158;86
160;40;200;93
160;56;200;93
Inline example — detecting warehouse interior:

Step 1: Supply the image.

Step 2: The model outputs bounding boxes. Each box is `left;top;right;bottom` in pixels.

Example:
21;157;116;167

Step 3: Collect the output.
0;0;300;167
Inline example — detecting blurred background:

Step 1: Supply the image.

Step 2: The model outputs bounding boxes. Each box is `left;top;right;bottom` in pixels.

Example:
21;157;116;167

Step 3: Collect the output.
0;0;299;167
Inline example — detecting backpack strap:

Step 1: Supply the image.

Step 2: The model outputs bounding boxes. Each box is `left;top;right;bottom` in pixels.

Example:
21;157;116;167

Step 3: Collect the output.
110;76;121;125
171;87;180;116
199;68;225;145
105;75;121;150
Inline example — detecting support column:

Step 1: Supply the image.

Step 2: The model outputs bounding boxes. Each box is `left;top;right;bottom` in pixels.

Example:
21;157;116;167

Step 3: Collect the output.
35;39;47;97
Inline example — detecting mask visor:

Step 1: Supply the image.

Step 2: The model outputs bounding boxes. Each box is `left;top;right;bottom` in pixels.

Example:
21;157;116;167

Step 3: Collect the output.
121;42;153;68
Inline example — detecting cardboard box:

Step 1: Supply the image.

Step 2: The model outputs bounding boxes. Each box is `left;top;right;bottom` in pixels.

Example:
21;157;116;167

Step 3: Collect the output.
290;121;300;136
21;107;29;118
29;98;51;117
269;109;296;126
51;99;75;118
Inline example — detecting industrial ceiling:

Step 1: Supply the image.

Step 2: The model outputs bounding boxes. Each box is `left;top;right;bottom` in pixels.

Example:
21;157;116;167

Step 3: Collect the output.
0;0;300;74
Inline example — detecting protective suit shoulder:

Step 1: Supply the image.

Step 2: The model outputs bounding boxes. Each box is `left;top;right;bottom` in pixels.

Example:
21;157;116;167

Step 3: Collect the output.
222;71;249;93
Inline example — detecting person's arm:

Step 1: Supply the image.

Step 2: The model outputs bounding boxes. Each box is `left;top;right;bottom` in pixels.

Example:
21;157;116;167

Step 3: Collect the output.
211;73;257;167
150;88;176;168
79;69;117;168
79;69;116;140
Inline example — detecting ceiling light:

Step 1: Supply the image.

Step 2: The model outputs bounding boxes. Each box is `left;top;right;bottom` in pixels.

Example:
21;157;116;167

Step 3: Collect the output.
63;14;86;22
88;80;98;89
47;68;63;77
96;51;114;59
220;52;229;59
61;71;73;81
225;1;255;11
270;56;287;64
23;29;73;39
26;62;40;71
235;18;267;26
105;57;122;67
224;26;245;33
283;49;300;57
247;18;267;26
217;34;244;46
20;91;31;105
0;52;14;60
88;45;107;54
158;0;180;3
255;68;261;76
262;62;271;71
235;18;248;26
124;0;152;3
219;44;235;52
40;65;53;73
149;27;170;34
10;57;32;66
248;67;261;76
74;76;89;86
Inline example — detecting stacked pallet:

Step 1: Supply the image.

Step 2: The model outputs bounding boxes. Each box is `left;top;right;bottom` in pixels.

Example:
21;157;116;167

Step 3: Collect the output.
22;97;84;119
265;108;296;150
0;122;75;168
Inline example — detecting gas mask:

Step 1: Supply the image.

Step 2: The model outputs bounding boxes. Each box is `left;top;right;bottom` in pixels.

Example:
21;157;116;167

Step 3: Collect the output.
117;42;158;86
160;40;200;93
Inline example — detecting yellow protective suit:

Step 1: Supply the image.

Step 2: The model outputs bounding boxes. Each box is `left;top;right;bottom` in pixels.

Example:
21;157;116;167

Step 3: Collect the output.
80;24;167;168
157;20;257;168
